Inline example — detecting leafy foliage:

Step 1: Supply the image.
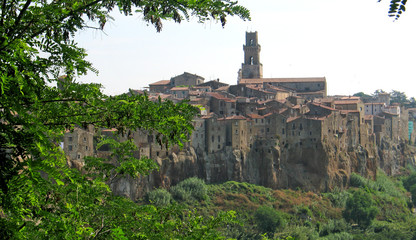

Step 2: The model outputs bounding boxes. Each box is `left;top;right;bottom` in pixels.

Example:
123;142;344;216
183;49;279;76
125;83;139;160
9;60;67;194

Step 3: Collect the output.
0;0;249;238
343;189;379;228
171;177;208;202
380;0;408;20
147;188;172;206
254;205;285;236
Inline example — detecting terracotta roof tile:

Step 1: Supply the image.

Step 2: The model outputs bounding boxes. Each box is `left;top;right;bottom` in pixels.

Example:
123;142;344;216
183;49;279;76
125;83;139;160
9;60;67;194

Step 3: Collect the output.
247;113;264;119
149;80;170;86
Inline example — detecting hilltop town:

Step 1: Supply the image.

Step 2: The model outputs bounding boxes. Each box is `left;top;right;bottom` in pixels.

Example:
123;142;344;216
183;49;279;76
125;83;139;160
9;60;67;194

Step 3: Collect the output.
64;32;416;200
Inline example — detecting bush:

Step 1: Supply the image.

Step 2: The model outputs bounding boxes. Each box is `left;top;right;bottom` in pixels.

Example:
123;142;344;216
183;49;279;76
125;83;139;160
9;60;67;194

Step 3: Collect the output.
320;232;353;240
254;205;285;236
319;219;349;237
324;189;351;208
276;225;318;240
343;189;378;228
171;177;208;202
147;188;172;206
349;173;367;188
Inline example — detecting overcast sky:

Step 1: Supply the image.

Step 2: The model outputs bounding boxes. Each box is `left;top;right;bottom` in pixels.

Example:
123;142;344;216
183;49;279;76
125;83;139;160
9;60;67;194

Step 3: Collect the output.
76;0;416;98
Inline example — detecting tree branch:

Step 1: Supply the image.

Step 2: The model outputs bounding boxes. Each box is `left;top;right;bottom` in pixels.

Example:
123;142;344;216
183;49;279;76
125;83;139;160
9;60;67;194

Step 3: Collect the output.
29;0;104;40
13;0;32;29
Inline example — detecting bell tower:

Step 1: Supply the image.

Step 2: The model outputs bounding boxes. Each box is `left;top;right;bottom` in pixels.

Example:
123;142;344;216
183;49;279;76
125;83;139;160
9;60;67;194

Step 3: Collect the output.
241;31;263;79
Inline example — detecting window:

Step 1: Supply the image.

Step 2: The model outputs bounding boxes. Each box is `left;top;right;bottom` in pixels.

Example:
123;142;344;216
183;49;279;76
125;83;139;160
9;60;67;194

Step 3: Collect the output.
282;128;285;134
196;133;198;138
292;123;296;130
68;145;73;151
68;136;73;142
299;123;303;130
85;146;88;150
211;136;214;142
250;39;254;45
77;154;80;159
83;137;86;142
218;136;221;142
250;56;254;65
267;128;270;132
218;144;221;149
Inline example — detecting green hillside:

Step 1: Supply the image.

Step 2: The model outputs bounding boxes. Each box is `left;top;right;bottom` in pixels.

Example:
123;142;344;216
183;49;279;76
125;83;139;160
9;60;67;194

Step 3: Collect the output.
143;170;416;240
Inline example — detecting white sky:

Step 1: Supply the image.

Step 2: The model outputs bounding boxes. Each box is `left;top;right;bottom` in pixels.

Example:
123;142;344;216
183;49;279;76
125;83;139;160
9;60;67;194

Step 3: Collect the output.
76;0;416;98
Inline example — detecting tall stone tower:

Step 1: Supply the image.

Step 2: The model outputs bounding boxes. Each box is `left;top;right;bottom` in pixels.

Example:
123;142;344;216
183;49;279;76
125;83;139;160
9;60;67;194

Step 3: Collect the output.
240;31;263;80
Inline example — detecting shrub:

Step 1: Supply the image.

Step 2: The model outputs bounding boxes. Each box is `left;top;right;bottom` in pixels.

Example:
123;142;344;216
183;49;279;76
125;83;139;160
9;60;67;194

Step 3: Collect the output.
171;177;208;202
254;205;286;236
324;189;351;208
349;173;367;188
343;189;378;228
319;219;349;237
320;232;353;240
147;188;172;206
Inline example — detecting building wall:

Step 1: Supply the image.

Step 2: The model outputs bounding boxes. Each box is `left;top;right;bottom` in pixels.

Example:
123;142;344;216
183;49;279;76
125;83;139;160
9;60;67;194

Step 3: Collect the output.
64;125;94;161
171;73;204;86
270;81;324;93
205;118;227;153
191;118;206;151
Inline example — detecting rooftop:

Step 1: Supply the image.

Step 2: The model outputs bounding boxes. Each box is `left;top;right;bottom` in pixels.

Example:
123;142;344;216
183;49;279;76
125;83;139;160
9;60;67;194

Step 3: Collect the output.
149;80;170;86
240;77;326;84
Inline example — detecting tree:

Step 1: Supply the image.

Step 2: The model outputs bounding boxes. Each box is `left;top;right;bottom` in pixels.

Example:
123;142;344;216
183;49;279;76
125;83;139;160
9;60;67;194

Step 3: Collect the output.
0;0;249;238
390;90;408;105
343;189;378;228
254;205;285;237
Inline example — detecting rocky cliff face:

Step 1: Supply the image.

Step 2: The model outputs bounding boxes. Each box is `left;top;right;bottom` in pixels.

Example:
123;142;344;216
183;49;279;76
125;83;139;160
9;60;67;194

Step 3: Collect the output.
107;135;416;201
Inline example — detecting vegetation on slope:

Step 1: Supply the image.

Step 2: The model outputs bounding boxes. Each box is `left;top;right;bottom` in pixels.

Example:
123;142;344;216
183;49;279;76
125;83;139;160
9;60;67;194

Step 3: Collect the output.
144;168;416;240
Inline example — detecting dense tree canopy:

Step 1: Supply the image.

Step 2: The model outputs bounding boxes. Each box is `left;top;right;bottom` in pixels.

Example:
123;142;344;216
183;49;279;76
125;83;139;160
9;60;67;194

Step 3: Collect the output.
0;0;249;238
343;189;378;228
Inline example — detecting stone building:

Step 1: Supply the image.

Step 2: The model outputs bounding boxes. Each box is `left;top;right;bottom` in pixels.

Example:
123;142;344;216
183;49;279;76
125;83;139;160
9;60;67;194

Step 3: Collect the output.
170;72;204;87
239;31;263;79
64;125;94;163
149;80;171;93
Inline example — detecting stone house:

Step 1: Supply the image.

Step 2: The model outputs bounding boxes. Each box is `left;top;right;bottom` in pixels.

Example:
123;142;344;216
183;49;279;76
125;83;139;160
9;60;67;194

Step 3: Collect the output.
239;78;327;99
149;80;171;93
64;125;94;162
170;72;204;87
170;86;190;99
197;79;229;90
207;92;237;117
191;117;206;152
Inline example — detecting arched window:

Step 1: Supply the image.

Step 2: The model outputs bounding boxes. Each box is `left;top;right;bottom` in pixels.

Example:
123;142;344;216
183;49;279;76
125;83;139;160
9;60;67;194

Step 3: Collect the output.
250;56;254;65
250;39;254;45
